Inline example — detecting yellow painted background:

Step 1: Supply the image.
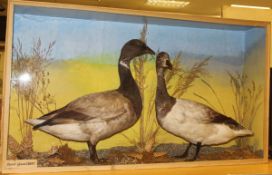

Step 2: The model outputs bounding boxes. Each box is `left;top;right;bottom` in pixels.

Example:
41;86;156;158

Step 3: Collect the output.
8;56;265;152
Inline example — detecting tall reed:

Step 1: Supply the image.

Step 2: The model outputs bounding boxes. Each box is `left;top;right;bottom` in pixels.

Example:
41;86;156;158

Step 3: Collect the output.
228;72;262;148
11;38;56;143
124;23;209;153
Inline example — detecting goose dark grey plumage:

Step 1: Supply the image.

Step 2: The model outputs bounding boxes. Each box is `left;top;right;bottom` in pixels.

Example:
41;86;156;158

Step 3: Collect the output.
155;52;253;161
26;39;155;163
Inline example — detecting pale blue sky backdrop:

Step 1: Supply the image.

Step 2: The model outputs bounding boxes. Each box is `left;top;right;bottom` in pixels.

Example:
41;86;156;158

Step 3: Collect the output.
13;6;265;66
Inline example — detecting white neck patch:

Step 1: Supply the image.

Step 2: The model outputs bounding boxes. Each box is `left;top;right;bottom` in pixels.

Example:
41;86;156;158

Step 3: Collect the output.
120;60;130;69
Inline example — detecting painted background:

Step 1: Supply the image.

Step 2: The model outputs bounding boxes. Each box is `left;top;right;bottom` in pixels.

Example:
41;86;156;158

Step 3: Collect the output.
8;6;266;153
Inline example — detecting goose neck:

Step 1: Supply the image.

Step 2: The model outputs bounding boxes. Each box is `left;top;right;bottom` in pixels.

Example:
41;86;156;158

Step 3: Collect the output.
117;58;142;117
156;68;171;101
118;59;134;90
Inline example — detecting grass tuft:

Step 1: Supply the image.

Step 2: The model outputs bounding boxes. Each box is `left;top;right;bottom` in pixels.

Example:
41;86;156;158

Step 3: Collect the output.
9;38;56;158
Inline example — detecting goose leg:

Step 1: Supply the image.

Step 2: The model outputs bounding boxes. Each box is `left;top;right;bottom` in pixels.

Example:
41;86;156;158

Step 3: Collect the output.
87;141;99;163
175;142;192;158
186;142;202;161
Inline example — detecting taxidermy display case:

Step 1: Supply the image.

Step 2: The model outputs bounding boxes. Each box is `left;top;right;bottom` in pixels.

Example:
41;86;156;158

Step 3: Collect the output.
1;0;270;173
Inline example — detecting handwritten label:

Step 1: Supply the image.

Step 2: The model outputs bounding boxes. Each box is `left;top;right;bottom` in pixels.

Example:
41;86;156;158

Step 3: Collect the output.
6;160;37;169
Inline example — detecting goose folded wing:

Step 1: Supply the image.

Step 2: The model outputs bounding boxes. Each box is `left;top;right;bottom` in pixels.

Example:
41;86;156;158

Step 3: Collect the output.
205;109;244;130
37;91;132;126
209;114;244;130
179;99;244;130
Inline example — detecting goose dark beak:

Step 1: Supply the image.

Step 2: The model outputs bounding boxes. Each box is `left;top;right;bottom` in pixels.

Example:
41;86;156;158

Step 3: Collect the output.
166;60;173;70
145;46;155;55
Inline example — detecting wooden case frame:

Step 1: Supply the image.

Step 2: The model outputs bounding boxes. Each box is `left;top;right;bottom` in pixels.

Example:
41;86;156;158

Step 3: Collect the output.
1;0;271;173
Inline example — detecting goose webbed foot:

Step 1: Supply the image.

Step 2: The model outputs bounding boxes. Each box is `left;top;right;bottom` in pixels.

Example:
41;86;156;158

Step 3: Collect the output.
92;156;100;164
185;142;202;161
87;141;100;164
174;143;192;159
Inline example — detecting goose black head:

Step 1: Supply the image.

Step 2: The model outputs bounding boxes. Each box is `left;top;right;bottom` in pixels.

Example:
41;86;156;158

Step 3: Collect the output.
120;39;155;62
156;52;173;70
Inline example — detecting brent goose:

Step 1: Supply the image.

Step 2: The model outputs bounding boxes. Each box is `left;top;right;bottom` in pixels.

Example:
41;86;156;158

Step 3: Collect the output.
26;39;155;163
155;52;253;161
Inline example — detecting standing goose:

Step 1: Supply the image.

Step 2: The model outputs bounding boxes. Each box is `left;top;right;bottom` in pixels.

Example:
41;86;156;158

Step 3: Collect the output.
26;39;155;163
155;52;253;161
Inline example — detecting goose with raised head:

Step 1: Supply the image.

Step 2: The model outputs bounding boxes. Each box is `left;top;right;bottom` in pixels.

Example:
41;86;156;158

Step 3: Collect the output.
26;39;155;163
155;52;253;161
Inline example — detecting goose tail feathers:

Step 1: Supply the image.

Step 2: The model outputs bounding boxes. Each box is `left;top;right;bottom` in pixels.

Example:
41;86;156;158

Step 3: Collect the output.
25;119;45;130
235;129;254;137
